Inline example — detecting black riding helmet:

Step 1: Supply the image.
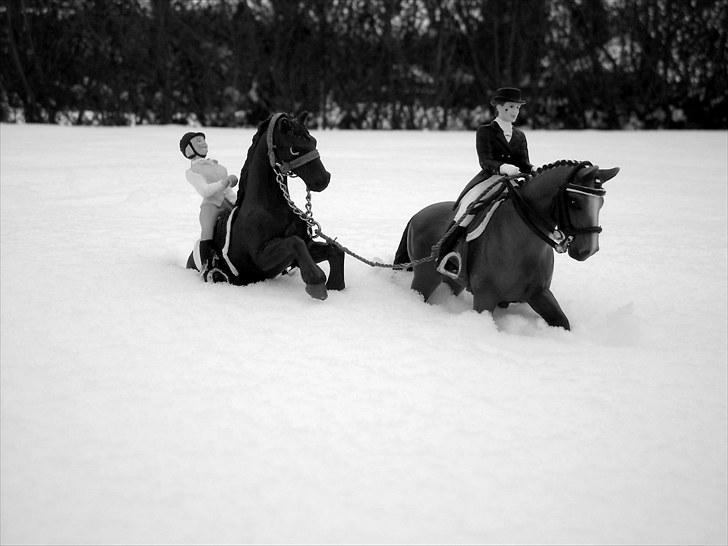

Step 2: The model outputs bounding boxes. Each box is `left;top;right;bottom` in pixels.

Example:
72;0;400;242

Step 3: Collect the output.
179;131;206;158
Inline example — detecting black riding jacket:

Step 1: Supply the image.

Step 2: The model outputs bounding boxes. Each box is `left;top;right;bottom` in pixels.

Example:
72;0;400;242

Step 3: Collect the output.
476;121;533;176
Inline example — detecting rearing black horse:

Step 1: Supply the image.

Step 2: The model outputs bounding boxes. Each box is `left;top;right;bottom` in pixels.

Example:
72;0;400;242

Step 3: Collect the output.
186;113;345;300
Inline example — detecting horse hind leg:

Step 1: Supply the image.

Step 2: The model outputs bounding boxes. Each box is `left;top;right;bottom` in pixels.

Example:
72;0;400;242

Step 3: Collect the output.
411;264;442;302
394;220;412;270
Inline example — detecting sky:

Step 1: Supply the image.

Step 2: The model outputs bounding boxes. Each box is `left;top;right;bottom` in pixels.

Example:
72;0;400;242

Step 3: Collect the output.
1;124;726;545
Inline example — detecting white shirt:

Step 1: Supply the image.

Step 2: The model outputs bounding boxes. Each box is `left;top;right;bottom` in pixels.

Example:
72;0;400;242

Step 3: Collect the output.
495;117;513;142
186;158;236;207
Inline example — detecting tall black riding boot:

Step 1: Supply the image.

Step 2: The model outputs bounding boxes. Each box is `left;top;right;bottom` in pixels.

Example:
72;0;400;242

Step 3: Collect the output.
198;239;228;283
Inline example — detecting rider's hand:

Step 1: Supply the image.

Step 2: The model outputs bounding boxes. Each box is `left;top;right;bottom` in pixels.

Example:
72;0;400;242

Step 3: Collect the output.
227;174;238;188
499;163;520;176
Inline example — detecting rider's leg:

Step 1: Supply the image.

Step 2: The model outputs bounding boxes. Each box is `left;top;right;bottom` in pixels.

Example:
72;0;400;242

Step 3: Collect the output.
198;203;227;282
435;183;483;278
436;177;505;280
436;225;467;277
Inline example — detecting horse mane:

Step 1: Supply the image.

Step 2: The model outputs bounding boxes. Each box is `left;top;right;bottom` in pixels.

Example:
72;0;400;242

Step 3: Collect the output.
235;115;273;206
533;159;593;175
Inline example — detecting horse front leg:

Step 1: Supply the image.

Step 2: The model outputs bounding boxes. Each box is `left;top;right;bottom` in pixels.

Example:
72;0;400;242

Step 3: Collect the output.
308;241;345;290
528;288;570;330
255;236;328;300
473;290;499;314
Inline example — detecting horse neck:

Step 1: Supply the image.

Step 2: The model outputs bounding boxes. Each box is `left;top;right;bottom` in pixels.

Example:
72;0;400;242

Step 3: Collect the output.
245;138;286;206
519;166;568;218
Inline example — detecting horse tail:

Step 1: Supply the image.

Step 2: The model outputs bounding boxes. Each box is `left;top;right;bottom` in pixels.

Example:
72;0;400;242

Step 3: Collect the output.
394;219;411;266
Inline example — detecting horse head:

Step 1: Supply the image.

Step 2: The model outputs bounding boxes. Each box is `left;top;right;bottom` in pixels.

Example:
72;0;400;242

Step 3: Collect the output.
523;161;619;261
555;163;620;261
268;112;331;192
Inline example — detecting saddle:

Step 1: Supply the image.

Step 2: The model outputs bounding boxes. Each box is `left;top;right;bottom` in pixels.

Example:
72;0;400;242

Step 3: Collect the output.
436;174;510;285
454;173;510;242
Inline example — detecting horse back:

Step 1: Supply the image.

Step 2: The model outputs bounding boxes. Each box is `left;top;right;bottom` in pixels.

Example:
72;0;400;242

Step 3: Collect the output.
407;201;454;260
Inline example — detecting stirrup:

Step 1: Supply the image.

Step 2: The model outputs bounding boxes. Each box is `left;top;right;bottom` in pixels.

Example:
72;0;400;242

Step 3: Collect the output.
200;255;229;284
436;251;462;280
202;266;229;283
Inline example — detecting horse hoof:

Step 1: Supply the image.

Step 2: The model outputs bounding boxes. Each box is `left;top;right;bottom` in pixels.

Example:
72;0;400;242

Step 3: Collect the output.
326;279;345;291
305;283;328;300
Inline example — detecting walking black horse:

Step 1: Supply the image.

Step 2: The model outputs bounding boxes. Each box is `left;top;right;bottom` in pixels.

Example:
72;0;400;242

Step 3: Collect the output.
186;113;345;300
394;161;620;329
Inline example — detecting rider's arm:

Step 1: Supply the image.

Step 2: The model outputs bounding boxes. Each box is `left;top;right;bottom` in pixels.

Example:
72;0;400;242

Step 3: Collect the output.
223;186;237;204
186;170;228;198
515;131;534;173
476;125;503;175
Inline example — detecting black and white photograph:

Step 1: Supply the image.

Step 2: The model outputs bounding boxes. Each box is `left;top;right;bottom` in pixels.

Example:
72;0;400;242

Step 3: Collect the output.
1;1;726;544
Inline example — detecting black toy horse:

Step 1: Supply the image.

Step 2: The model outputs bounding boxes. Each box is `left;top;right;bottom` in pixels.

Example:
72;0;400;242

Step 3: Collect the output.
186;113;345;300
394;161;620;329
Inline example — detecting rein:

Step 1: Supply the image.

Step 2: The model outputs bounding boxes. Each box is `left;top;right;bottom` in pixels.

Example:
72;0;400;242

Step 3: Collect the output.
264;113;438;269
265;118;603;269
505;163;605;253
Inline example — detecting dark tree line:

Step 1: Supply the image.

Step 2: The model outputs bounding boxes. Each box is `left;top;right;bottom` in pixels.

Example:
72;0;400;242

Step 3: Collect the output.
2;0;726;129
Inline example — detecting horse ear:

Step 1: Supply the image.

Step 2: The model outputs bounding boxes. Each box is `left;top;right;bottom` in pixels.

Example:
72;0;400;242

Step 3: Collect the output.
575;165;599;183
279;117;292;133
596;167;620;183
296;111;310;125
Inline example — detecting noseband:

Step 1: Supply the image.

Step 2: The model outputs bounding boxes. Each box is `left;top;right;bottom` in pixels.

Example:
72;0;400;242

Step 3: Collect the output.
266;113;321;176
506;162;606;253
555;178;606;240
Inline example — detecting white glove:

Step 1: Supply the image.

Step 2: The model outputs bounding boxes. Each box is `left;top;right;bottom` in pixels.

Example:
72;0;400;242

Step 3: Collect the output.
499;163;520;176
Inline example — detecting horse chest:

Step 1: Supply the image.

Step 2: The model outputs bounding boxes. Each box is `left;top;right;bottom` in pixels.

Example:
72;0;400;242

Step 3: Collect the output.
470;214;554;299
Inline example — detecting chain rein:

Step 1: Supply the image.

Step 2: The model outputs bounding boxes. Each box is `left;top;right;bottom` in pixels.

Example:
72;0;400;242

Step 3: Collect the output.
275;166;434;269
268;115;530;270
275;162;525;270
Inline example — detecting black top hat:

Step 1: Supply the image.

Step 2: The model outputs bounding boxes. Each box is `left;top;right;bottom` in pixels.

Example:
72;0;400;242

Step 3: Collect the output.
179;131;206;158
490;87;527;105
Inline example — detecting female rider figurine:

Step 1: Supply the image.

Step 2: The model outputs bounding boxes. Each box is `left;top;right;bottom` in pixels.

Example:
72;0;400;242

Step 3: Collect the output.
180;131;238;281
436;87;535;283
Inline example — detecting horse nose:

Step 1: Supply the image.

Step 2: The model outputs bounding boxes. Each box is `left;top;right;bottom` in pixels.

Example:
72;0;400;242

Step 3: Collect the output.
309;169;330;192
572;244;598;261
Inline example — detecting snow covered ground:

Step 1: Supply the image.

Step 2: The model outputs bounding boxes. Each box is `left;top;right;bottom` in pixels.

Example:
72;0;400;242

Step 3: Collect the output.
1;124;726;545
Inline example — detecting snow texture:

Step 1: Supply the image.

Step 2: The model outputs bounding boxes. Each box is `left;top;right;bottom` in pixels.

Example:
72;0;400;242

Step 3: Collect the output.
1;124;726;545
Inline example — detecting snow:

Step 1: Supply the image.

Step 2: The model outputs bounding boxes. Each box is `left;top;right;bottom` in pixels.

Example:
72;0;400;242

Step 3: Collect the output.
1;124;726;545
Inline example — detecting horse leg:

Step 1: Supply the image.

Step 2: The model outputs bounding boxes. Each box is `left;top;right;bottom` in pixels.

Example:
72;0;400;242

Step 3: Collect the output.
527;288;570;330
473;291;498;314
308;241;345;290
256;236;328;300
411;264;441;302
444;278;465;297
393;220;412;269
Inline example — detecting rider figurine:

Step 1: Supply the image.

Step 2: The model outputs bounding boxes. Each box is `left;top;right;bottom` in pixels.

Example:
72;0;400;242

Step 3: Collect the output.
436;87;535;283
180;131;238;281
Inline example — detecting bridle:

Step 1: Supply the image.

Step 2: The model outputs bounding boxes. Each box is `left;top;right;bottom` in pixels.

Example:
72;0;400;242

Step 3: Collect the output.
506;162;606;253
266;113;321;176
265;113;324;237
